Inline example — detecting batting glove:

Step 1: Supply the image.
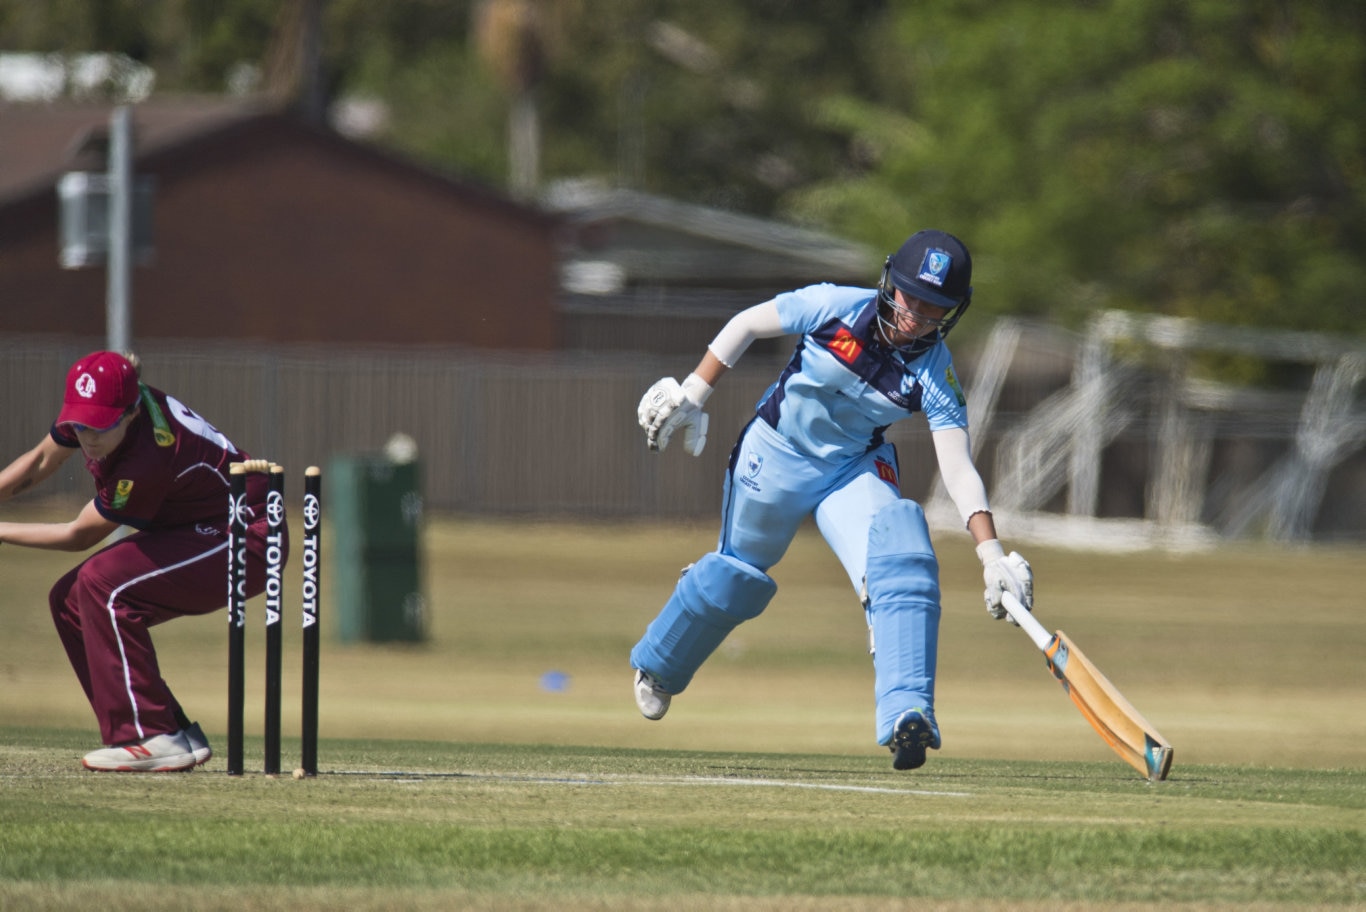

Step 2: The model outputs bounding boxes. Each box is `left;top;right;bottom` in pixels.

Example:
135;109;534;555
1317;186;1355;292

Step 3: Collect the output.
978;539;1033;625
637;374;712;457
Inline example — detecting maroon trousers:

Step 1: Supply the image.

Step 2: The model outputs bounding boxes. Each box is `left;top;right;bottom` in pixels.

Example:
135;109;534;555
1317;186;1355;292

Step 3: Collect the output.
48;517;283;746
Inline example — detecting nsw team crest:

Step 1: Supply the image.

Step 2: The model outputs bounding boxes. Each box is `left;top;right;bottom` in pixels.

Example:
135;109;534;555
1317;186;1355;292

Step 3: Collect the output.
918;249;952;287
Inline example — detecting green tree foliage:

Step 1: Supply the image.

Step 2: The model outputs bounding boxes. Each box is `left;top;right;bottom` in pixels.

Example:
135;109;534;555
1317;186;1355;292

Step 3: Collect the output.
322;2;508;182
528;0;890;213
0;0;279;91
787;0;1366;335
320;0;892;213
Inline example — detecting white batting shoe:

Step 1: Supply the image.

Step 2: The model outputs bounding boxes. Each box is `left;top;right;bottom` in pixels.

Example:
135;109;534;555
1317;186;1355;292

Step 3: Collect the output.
633;669;672;720
183;721;213;766
82;731;197;772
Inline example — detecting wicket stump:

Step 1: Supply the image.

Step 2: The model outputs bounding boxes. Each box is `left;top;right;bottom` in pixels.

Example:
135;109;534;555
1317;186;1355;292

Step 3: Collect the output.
226;461;322;777
301;466;322;777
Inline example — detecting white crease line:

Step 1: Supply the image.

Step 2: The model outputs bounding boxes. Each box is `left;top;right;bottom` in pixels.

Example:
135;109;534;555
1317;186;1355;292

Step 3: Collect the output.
654;775;971;797
339;769;970;797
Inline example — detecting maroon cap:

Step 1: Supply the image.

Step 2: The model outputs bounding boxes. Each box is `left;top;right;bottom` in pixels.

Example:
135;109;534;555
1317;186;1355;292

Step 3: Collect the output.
57;351;139;429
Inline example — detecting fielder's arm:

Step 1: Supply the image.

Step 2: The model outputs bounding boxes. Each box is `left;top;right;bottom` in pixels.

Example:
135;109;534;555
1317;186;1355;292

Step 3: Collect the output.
0;499;120;552
0;435;74;501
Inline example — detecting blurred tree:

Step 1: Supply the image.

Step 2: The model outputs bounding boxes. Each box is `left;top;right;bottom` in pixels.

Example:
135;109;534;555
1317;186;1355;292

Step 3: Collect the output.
329;0;893;212
0;0;151;59
786;0;1366;337
260;0;328;123
528;0;891;213
322;1;508;183
474;0;561;198
0;0;280;93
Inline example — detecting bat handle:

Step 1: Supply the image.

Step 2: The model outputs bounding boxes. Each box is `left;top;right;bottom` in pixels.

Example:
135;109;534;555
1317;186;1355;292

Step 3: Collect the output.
1003;591;1054;652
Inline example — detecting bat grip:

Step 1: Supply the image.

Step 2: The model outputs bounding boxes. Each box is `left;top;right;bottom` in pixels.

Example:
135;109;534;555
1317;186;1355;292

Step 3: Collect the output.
1003;591;1054;652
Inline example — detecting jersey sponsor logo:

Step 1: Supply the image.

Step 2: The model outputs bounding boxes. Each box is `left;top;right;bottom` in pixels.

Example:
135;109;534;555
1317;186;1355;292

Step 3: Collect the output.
826;327;863;364
945;366;966;406
112;479;134;509
887;383;914;409
875;458;898;486
918;249;952;287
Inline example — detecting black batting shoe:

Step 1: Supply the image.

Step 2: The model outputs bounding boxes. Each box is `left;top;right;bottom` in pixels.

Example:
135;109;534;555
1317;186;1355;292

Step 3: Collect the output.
889;708;941;771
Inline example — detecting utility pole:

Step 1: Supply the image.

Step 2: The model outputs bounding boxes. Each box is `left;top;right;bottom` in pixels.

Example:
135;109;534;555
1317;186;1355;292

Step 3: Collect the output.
105;106;132;354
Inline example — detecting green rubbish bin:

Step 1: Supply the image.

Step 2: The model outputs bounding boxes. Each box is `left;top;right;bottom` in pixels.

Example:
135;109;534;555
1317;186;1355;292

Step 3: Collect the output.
329;453;425;643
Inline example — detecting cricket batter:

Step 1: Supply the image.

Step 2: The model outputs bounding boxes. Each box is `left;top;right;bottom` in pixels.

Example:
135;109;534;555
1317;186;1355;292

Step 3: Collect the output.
633;229;1034;770
0;351;283;772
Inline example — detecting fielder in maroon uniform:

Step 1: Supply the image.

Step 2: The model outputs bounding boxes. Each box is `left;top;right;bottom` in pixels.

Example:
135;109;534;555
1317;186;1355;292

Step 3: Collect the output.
0;351;284;772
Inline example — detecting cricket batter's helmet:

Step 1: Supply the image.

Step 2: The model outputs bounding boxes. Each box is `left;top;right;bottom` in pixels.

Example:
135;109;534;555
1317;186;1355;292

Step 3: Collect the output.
876;229;973;355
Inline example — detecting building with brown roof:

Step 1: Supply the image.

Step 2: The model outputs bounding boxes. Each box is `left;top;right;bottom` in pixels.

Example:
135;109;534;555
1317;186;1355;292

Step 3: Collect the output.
0;99;561;350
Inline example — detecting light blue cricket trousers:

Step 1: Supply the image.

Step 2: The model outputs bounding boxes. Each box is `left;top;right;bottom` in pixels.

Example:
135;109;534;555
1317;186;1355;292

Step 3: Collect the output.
632;418;942;745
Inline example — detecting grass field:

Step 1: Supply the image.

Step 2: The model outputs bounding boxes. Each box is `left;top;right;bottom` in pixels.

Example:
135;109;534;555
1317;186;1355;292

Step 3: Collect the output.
1;505;1363;909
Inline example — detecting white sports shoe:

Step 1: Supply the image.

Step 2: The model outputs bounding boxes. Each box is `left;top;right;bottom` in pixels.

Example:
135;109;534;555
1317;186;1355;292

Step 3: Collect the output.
82;730;197;772
183;721;213;766
633;669;672;720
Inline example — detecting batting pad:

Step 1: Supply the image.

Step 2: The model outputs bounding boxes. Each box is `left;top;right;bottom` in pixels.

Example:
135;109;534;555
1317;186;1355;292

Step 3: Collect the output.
865;500;942;744
630;552;777;695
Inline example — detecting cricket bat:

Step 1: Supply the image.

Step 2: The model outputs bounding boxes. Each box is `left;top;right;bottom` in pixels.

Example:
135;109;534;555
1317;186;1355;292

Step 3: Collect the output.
1001;592;1173;781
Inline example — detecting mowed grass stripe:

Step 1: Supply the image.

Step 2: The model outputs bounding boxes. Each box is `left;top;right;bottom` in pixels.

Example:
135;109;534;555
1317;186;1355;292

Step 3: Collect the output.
1;819;1360;903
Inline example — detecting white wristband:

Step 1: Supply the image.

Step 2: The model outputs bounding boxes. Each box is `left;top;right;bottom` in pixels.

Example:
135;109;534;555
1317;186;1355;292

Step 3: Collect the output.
975;539;1006;565
681;373;714;407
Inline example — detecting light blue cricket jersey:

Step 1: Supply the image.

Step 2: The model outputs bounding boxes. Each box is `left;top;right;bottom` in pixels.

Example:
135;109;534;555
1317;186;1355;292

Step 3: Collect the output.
756;283;968;461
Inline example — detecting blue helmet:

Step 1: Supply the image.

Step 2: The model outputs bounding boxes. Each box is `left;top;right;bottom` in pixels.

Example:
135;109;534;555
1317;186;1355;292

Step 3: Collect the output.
876;229;973;355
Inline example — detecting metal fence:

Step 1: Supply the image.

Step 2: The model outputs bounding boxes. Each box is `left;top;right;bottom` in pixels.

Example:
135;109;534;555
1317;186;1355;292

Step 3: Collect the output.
3;327;1361;542
2;333;893;519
